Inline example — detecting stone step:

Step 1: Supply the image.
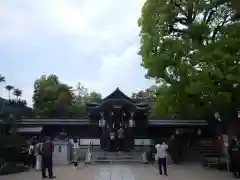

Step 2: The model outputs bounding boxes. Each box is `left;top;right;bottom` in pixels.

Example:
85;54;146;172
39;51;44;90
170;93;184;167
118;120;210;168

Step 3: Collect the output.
91;150;144;164
93;159;143;164
95;156;142;160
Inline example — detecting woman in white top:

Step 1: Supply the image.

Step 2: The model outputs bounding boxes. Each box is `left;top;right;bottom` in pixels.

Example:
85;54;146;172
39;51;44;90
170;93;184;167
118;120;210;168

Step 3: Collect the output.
35;140;43;171
28;141;35;168
72;138;79;169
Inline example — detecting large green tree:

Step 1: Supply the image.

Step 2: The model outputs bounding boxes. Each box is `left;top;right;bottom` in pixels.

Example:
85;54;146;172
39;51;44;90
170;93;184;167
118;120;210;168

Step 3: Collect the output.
33;75;74;118
84;92;102;103
138;0;240;122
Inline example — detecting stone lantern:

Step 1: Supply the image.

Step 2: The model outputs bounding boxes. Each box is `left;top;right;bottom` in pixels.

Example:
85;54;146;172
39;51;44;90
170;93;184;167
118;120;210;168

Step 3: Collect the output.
99;112;106;128
129;112;135;128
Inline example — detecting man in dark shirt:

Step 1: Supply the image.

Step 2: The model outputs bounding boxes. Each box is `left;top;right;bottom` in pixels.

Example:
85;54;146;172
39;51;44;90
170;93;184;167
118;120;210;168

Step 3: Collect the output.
41;137;55;179
229;136;240;178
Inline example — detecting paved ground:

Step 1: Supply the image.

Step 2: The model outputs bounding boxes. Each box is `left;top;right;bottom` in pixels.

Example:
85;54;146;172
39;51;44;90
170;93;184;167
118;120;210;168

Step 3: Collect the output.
0;163;235;180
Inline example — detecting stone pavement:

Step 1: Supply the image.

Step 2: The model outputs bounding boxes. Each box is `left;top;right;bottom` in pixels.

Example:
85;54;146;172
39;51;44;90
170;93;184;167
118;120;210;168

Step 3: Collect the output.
0;163;235;180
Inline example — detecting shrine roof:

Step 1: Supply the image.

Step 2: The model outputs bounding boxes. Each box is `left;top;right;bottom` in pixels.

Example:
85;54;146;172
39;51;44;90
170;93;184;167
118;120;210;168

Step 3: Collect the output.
86;88;149;111
102;87;134;102
15;118;91;125
16;118;207;126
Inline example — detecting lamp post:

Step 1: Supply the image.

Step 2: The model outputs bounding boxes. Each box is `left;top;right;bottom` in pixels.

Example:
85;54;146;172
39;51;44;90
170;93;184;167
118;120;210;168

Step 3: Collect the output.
129;112;135;128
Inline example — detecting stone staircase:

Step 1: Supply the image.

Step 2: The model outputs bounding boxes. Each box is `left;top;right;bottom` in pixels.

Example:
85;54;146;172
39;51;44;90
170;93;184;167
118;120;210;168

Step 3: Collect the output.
199;139;222;168
91;149;145;164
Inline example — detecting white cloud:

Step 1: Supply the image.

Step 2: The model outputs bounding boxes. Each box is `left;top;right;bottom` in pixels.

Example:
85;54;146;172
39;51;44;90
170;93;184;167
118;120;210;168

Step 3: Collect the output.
0;0;154;107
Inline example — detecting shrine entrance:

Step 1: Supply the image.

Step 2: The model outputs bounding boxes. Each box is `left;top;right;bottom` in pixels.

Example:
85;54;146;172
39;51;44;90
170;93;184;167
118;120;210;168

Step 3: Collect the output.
86;88;149;152
102;106;135;152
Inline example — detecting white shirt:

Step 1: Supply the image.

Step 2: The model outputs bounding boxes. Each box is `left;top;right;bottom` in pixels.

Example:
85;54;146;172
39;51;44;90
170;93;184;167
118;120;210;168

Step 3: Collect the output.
29;145;34;155
155;143;168;158
73;142;79;149
35;143;43;156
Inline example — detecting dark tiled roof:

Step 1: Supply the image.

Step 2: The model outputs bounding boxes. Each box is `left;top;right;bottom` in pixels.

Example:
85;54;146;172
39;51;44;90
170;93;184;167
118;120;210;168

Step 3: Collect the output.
148;119;207;126
17;118;207;126
17;127;43;133
102;88;134;102
16;118;91;125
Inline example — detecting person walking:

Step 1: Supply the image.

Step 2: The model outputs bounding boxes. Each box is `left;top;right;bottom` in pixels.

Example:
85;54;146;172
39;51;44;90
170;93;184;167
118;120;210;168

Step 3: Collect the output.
72;138;79;169
155;140;168;176
41;137;56;179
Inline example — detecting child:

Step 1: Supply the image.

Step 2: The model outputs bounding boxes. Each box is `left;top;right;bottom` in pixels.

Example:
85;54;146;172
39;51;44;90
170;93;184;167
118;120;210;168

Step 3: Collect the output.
72;138;79;169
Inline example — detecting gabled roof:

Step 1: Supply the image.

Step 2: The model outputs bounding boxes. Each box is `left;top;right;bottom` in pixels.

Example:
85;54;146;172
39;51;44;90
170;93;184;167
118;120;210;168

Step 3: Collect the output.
86;88;149;112
102;88;134;102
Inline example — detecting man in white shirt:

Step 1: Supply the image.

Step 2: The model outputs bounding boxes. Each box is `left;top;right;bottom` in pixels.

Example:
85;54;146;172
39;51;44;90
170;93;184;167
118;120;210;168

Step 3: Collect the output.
155;140;168;176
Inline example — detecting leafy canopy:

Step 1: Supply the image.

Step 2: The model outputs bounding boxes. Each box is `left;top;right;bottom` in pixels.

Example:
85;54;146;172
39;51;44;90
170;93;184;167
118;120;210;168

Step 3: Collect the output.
138;0;240;121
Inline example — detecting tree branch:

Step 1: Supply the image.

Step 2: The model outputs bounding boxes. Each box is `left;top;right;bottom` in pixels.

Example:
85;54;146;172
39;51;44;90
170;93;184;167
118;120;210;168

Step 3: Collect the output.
186;1;194;24
211;15;230;42
168;24;187;34
170;0;188;16
174;17;187;25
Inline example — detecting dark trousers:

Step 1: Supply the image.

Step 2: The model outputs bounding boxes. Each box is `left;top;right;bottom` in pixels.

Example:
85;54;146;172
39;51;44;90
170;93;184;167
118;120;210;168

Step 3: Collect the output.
158;158;167;175
73;161;78;167
232;160;240;177
109;140;115;152
118;138;124;151
28;154;36;168
42;156;53;178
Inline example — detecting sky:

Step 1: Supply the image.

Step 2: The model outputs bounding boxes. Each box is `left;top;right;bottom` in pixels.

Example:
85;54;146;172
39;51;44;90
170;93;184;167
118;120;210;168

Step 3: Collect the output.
0;0;154;107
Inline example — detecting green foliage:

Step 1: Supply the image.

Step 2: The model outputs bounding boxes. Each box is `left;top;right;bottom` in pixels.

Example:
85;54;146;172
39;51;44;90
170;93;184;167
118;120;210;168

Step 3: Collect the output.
13;88;22;100
32;75;102;118
33;75;74;118
139;0;240;121
0;75;5;84
131;85;158;102
84;92;102;103
5;85;14;100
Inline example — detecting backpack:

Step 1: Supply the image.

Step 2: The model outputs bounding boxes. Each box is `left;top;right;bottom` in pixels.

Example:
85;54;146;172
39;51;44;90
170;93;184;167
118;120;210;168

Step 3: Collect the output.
41;141;53;157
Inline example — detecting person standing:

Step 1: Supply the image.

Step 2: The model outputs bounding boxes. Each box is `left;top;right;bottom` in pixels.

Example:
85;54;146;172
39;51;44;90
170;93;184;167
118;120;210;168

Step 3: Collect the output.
155;140;168;176
72;138;79;169
28;141;36;168
41;137;55;179
35;139;43;171
117;127;125;152
229;135;240;178
109;130;116;152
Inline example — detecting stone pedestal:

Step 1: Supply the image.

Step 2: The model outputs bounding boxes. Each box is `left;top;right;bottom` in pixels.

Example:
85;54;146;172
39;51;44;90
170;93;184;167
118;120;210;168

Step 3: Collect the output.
53;140;70;165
